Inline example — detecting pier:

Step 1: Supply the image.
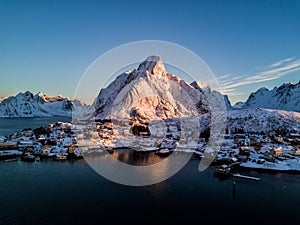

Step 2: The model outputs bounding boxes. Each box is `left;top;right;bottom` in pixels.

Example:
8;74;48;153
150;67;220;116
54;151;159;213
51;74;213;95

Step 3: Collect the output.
214;162;241;178
231;173;260;181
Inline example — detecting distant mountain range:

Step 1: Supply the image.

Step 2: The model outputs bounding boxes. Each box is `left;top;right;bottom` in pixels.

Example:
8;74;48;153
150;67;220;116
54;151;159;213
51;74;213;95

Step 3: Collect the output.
233;81;300;112
1;56;299;119
0;91;85;117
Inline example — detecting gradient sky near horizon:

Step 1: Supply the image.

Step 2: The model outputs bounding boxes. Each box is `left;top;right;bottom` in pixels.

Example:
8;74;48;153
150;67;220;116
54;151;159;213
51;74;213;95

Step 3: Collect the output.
1;0;300;104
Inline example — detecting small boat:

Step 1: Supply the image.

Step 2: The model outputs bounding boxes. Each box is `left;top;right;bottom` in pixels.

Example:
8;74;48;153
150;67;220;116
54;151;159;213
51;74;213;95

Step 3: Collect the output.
193;151;204;159
54;154;67;161
155;149;173;157
21;154;35;162
214;164;231;178
106;147;114;154
4;158;18;162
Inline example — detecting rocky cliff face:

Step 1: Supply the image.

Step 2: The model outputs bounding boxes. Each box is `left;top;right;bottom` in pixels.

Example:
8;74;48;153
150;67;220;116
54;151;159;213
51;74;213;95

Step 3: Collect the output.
190;81;232;111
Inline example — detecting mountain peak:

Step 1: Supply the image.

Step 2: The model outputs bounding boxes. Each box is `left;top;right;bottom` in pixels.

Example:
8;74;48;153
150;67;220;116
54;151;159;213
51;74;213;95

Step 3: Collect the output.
94;55;213;121
137;55;167;76
190;81;210;90
37;91;46;100
0;96;7;104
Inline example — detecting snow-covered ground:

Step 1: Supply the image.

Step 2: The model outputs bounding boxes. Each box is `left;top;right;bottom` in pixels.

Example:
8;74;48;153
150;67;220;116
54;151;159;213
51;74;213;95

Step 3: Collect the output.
241;159;300;171
226;108;300;134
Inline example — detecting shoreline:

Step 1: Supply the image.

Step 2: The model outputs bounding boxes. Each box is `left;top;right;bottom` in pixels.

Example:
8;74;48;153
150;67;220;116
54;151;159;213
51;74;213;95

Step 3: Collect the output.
237;164;300;174
1;148;300;175
0;118;299;177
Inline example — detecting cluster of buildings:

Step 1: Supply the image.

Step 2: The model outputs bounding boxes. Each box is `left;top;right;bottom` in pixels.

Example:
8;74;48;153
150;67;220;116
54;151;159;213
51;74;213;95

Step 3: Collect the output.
0;119;300;173
0;122;81;161
213;130;300;174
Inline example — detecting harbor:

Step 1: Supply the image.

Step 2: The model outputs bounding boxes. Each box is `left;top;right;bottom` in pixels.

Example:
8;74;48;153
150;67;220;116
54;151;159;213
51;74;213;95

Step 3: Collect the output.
1;117;300;176
0;118;299;225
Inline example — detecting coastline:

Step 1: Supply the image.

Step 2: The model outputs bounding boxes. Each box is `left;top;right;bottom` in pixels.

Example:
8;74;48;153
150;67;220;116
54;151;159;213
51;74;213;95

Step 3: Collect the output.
0;116;299;177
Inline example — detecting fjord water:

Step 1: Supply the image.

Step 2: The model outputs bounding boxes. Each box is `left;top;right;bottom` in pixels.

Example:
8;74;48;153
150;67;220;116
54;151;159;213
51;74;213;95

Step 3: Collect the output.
0;118;300;224
0;117;71;136
1;156;300;224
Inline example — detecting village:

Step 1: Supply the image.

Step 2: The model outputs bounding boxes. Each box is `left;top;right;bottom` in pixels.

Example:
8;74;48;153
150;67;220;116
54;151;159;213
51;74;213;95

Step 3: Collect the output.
0;119;300;177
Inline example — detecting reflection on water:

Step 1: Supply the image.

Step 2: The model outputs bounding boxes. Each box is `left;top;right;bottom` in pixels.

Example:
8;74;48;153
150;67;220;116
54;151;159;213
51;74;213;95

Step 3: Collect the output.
110;148;166;166
83;149;189;186
232;180;237;200
1;155;300;224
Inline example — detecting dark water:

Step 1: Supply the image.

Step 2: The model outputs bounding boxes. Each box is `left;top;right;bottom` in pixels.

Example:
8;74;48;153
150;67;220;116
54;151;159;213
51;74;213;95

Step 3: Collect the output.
0;117;71;136
0;156;300;225
0;118;300;224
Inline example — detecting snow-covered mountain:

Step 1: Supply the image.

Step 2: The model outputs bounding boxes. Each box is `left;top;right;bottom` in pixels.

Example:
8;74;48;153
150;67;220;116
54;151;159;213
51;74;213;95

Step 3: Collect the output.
232;101;244;109
0;91;86;117
243;81;300;112
0;97;7;103
92;56;229;121
190;81;232;110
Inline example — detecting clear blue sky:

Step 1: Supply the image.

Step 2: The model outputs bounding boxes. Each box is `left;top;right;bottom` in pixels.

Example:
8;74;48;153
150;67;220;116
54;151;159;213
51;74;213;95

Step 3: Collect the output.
1;0;300;104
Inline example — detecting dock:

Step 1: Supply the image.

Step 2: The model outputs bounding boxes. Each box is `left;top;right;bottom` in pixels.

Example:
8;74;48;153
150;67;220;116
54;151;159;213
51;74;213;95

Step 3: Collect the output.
214;162;241;178
231;173;260;181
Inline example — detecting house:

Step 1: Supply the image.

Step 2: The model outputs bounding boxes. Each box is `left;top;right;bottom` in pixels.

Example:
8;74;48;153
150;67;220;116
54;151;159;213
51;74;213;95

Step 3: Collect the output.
77;139;98;147
231;157;238;163
264;137;271;143
18;139;34;148
224;134;231;140
269;146;284;157
103;122;113;130
123;130;130;136
41;148;51;156
237;155;248;162
112;129;119;136
284;137;294;143
257;159;265;164
239;146;250;156
233;134;246;144
37;135;46;145
77;133;84;139
289;133;300;139
131;121;151;136
90;131;99;139
273;135;283;143
0;136;6;143
259;154;275;163
292;138;300;145
294;147;300;156
22;129;34;137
